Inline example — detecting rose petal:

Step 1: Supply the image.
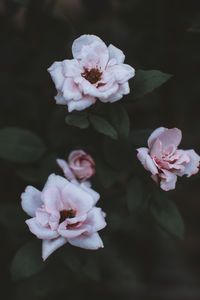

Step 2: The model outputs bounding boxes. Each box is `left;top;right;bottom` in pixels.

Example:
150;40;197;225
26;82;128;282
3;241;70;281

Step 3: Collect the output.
43;174;69;192
108;44;125;63
61;183;94;214
58;222;87;238
26;218;59;240
42;187;62;217
84;207;107;233
42;237;67;261
72;35;109;70
79;182;100;205
68;232;104;250
62;59;82;77
47;61;64;90
21;186;42;217
55;91;67;105
160;170;177;191
137;147;158;175
56;159;76;181
72;34;102;59
156;128;182;149
61;78;82;101
109;64;135;84
67;96;96;112
147;127;166;148
178;149;200;177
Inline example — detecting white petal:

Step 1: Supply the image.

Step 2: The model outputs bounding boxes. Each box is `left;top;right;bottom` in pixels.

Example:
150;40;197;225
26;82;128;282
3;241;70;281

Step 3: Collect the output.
67;96;96;112
48;61;64;90
43;174;69;192
147;127;166;148
26;218;59;240
108;44;125;63
72;35;103;59
42;237;67;261
68;232;104;250
21;186;42;217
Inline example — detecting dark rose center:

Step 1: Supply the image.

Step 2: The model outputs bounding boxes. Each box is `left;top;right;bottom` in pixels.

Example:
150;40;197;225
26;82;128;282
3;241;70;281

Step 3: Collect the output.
81;68;102;84
59;209;76;223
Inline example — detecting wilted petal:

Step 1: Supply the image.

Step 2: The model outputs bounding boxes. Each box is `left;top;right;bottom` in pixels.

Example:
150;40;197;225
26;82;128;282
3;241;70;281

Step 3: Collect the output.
26;218;59;240
68;232;104;250
42;237;67;261
21;186;42;217
108;44;125;63
160;170;177;191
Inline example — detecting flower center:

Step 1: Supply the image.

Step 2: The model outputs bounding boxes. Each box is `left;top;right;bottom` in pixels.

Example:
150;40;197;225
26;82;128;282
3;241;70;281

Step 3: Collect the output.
81;68;102;84
59;209;76;223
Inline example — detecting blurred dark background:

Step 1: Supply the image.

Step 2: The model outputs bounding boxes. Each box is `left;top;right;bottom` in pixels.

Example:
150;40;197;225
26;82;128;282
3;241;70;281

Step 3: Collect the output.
1;0;200;299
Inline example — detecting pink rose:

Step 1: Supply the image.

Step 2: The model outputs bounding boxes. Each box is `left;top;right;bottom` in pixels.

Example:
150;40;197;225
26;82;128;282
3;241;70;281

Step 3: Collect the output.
21;173;106;260
57;150;95;182
137;127;200;191
48;34;135;112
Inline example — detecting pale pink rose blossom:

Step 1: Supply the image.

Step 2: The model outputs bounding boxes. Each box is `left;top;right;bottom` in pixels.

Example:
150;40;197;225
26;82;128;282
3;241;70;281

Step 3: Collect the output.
21;173;106;260
57;150;95;182
48;34;135;112
137;127;200;191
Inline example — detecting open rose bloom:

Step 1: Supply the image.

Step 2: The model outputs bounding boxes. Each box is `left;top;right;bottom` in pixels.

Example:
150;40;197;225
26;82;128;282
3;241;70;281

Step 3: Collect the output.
48;34;135;112
21;174;106;260
57;150;95;182
137;127;200;191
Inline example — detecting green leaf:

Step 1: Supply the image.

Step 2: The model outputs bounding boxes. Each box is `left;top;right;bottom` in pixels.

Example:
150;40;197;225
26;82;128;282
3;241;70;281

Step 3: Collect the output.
10;240;45;281
150;191;185;239
109;104;130;138
89;114;118;140
133;70;172;99
96;159;118;188
65;113;89;129
0;203;26;232
0;127;46;163
126;178;147;213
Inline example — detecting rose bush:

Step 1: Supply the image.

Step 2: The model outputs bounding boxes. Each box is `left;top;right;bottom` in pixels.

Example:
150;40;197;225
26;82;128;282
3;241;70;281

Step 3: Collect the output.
48;34;135;112
21;173;106;260
137;127;200;191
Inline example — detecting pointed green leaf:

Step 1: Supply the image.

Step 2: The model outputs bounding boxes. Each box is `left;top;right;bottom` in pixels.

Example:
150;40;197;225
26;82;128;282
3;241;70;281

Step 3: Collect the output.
89;114;118;140
0;127;46;163
133;70;172;99
150;191;185;239
109;104;130;138
10;241;45;281
65;113;89;129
